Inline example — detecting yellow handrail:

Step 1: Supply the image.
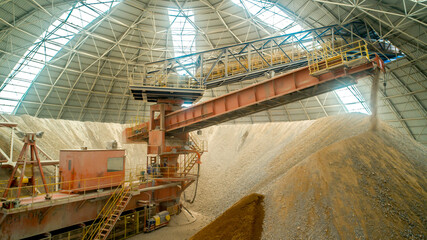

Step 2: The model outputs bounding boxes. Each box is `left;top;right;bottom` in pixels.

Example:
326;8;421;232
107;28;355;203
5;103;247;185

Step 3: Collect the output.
0;165;147;201
82;182;131;240
308;40;369;75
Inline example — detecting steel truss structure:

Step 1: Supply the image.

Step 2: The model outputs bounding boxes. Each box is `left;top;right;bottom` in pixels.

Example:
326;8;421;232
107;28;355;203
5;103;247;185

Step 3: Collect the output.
0;0;424;144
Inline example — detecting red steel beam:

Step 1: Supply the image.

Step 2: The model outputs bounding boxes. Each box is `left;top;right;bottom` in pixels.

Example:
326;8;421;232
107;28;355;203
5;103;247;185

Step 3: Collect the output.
165;61;377;134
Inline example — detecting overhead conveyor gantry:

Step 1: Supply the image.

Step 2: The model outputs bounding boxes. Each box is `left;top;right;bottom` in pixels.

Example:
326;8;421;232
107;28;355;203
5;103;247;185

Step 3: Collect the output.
126;40;385;144
121;42;385;240
128;21;398;101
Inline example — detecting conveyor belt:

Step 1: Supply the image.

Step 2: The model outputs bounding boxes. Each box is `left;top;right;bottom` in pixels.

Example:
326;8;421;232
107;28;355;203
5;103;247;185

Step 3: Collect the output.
165;60;380;135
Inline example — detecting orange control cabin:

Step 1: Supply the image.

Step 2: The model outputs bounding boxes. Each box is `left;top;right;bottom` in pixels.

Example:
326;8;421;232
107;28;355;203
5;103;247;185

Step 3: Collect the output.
59;149;126;193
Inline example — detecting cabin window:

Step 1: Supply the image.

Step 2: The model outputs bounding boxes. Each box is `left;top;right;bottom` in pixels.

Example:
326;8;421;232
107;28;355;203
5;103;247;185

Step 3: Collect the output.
107;157;124;172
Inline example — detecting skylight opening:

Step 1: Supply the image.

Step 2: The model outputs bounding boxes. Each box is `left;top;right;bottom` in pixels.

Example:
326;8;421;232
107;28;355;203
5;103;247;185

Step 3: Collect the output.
335;86;370;114
181;103;192;108
232;0;302;34
0;0;119;114
168;9;197;76
232;0;370;115
168;9;196;56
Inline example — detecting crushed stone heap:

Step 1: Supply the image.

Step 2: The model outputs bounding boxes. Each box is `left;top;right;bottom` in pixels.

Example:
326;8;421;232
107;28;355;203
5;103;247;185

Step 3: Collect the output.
190;114;426;240
191;193;265;240
263;131;426;239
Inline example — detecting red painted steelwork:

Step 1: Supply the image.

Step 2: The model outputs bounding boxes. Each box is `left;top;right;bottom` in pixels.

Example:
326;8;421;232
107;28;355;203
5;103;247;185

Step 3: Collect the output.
0;182;180;239
164;62;376;133
59;150;125;193
3;133;50;199
124;59;379;141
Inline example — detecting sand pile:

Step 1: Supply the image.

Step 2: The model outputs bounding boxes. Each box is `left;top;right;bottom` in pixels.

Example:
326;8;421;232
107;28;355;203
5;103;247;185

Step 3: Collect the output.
190;193;265;240
1;113;425;240
0;114;146;180
189;119;313;218
263;130;426;239
186;114;426;239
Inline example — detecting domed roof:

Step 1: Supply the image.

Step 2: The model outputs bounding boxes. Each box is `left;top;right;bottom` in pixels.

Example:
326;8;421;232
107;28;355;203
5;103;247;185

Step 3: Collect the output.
0;0;425;144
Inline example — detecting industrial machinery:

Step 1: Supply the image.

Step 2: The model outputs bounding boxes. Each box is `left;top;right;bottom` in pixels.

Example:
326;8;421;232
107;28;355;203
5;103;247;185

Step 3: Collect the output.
59;149;126;193
1;131;51;200
0;38;385;239
145;210;171;232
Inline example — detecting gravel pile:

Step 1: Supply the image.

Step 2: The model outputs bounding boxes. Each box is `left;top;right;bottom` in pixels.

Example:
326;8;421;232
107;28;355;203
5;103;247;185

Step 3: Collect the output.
3;113;425;239
188;119;313;219
191;193;264;240
262;130;426;239
187;113;427;239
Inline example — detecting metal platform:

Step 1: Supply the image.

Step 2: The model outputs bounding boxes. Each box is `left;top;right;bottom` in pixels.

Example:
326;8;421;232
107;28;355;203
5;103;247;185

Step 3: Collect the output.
129;85;205;103
130;22;399;92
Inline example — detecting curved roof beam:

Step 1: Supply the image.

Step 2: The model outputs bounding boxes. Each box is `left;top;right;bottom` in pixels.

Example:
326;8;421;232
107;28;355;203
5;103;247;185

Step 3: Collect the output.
0;0;120;115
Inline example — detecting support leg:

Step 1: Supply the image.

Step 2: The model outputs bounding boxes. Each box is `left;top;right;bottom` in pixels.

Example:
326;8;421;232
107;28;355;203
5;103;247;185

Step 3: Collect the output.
33;146;51;199
2;143;28;199
31;146;36;196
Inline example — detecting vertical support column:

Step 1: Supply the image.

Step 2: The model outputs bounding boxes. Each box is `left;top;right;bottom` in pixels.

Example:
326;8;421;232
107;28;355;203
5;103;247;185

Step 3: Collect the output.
200;53;204;87
225;49;228;77
16;148;27;198
270;42;273;65
136;211;140;233
159;104;165;131
30;146;36;196
142;64;147;85
9;126;14;164
34;145;51;199
124;215;127;238
55;165;59;192
248;45;252;71
159;104;166;154
149;107;155;131
291;38;295;61
332;27;335;49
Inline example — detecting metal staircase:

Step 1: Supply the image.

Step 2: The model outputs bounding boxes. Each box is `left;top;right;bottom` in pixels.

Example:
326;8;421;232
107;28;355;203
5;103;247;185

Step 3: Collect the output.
83;183;133;240
181;152;200;176
181;134;206;176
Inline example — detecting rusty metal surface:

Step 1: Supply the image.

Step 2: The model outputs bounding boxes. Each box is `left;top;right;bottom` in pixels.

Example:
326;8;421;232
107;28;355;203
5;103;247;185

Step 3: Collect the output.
0;122;17;128
3;133;51;199
165;62;375;134
123;60;376;141
0;184;178;239
59;150;126;192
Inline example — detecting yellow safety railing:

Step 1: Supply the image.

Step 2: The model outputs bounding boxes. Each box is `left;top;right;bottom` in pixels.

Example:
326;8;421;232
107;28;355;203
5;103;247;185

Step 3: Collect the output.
82;181;130;240
197;47;311;82
308;40;369;75
189;132;208;153
132;42;313;90
126;115;146;126
145;163;199;179
0;174;123;200
0;160;203;207
0;166;147;202
130;68;205;90
39;203;158;239
145;153;203;179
